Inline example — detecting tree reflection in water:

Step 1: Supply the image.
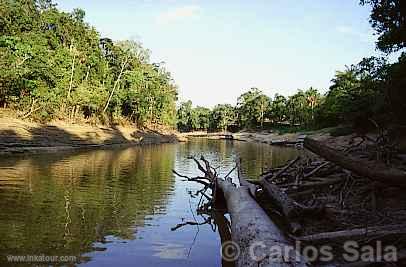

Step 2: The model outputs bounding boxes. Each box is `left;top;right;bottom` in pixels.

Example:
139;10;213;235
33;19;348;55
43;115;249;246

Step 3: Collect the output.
0;140;298;266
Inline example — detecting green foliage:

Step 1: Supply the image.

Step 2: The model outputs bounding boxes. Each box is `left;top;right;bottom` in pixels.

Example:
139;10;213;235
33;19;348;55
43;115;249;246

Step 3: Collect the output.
358;0;406;124
176;102;213;132
285;88;322;127
176;88;323;133
317;57;388;128
385;53;406;124
194;106;211;130
176;101;194;132
0;0;177;126
211;104;236;131
270;94;287;123
360;0;406;53
236;88;271;128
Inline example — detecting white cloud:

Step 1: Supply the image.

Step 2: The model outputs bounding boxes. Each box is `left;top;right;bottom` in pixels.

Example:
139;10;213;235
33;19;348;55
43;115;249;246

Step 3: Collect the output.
156;5;201;25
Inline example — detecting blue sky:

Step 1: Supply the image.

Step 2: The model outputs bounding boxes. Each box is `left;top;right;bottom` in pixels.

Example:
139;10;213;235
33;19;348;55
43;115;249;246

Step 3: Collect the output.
56;0;382;107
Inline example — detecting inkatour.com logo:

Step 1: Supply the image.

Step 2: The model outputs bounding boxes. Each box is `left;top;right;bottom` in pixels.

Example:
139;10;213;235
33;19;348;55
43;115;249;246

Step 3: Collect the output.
6;254;77;263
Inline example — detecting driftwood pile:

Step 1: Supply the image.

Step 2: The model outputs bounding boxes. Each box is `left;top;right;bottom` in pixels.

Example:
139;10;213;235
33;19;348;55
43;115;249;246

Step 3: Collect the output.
174;155;309;267
173;137;406;267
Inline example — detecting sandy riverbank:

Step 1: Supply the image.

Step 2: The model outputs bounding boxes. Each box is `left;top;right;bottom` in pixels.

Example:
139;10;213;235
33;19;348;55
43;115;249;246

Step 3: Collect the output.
180;129;330;145
0;116;183;155
180;130;302;143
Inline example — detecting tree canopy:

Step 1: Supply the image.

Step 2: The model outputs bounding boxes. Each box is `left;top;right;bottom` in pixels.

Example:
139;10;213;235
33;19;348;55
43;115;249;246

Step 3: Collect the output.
360;0;406;53
0;0;178;126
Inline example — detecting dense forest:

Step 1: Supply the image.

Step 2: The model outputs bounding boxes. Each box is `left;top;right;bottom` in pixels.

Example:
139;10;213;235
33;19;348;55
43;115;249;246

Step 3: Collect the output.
0;0;178;126
0;0;405;134
177;0;406;133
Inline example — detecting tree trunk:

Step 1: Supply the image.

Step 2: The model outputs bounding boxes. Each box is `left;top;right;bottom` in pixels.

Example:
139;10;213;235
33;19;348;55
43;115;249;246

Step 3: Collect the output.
183;157;309;267
103;56;128;113
85;65;90;81
304;137;406;187
22;98;40;119
216;178;308;267
68;54;75;99
213;211;235;267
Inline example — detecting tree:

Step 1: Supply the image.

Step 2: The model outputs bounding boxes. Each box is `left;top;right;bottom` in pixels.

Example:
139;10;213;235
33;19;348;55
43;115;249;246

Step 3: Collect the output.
360;0;406;53
385;53;406;124
285;88;322;127
194;106;211;131
270;94;287;123
236;88;271;128
317;57;388;127
211;104;236;132
0;0;178;125
304;87;322;124
360;0;406;124
176;101;194;132
286;90;305;126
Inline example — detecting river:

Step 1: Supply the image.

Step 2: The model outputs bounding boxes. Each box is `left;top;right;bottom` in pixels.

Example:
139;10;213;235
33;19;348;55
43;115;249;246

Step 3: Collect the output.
0;139;298;266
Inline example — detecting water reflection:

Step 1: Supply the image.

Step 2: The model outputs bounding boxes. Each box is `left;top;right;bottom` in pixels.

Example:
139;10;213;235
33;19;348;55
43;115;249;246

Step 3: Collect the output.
0;140;298;266
0;145;176;265
176;139;299;178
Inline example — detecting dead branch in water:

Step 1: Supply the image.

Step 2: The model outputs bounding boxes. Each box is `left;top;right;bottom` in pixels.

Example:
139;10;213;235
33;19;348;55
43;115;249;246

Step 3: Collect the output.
173;135;406;266
171;217;211;231
173;156;308;267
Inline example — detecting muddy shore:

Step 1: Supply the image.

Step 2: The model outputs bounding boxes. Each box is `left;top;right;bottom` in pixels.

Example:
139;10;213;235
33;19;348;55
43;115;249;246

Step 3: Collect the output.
0;117;184;156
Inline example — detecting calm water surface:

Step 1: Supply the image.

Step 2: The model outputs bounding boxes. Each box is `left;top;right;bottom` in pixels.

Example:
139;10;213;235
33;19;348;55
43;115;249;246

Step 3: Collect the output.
0;139;298;266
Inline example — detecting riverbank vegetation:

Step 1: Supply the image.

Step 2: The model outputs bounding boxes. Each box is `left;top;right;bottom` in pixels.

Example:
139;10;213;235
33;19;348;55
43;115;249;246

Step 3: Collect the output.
178;54;405;133
0;0;178;126
1;0;404;138
177;0;406;135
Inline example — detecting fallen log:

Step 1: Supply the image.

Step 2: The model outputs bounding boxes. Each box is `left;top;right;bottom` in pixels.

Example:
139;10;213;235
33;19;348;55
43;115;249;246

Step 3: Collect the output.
297;223;406;242
260;179;304;234
304;138;406;187
303;162;329;179
213;211;235;267
184;156;309;267
217;177;308;266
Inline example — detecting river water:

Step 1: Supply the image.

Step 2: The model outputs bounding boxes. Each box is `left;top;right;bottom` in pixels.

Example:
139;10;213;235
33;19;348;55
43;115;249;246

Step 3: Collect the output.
0;139;298;266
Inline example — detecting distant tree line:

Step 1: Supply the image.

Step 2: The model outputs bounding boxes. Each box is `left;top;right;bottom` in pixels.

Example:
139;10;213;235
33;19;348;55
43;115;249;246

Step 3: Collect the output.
0;0;178;126
177;0;406;133
176;87;322;132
